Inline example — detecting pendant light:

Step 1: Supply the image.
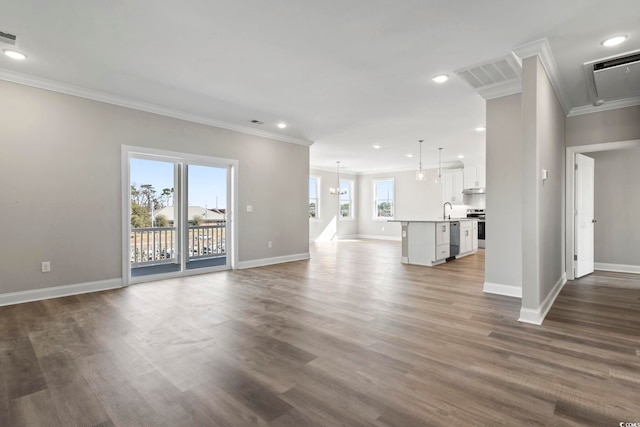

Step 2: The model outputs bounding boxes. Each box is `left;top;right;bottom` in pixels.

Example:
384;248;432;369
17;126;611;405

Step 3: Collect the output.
415;139;426;181
434;147;443;184
329;161;347;195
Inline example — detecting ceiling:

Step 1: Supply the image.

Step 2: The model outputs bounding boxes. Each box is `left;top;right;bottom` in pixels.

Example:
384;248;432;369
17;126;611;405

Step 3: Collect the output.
1;1;639;173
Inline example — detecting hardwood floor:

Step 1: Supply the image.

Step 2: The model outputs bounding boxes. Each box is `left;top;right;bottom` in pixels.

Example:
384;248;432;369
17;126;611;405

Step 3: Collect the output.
1;239;639;426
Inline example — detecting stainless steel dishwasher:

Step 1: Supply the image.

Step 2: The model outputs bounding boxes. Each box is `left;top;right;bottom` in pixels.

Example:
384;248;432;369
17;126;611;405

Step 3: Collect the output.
449;221;460;258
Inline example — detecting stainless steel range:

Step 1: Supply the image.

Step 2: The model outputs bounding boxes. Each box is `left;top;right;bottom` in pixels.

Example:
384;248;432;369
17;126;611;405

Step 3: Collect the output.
466;208;485;248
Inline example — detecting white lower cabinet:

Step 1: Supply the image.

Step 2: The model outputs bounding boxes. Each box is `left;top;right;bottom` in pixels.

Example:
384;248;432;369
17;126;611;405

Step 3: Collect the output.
458;220;478;256
472;221;478;251
407;222;450;266
459;221;472;254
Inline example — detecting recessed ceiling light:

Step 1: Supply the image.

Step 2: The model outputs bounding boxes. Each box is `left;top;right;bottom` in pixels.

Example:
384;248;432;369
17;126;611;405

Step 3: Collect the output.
372;144;382;149
475;126;486;132
601;35;628;47
2;49;27;60
458;155;464;159
277;122;287;129
432;74;449;83
406;154;414;158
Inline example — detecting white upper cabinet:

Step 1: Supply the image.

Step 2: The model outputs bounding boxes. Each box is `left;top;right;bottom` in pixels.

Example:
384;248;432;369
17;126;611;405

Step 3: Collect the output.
463;164;486;189
443;169;464;205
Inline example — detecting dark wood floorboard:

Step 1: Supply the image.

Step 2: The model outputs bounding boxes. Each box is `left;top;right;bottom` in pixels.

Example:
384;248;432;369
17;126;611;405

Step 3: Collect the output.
1;240;639;426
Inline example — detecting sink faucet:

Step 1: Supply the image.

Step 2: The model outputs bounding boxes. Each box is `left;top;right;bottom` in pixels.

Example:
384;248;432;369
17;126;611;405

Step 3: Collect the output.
443;202;452;220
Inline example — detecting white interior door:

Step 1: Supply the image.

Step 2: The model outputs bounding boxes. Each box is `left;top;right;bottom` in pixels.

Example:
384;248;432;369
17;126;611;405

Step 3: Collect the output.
575;153;595;278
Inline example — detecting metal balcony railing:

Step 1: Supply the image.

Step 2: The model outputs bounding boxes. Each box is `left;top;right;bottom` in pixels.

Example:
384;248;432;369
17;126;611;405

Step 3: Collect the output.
130;223;226;267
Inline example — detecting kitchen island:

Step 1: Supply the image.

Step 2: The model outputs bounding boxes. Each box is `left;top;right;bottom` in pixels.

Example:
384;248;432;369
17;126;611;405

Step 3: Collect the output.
389;219;478;266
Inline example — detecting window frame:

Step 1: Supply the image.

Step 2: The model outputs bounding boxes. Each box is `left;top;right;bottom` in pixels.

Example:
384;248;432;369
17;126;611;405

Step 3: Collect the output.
339;178;355;220
372;177;395;220
309;175;321;221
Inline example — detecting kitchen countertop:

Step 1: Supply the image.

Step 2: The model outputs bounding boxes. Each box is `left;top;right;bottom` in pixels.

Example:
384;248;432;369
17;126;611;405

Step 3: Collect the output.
388;218;477;223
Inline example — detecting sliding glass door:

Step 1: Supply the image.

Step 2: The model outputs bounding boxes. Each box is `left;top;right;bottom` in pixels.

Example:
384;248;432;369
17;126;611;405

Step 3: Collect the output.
124;148;234;284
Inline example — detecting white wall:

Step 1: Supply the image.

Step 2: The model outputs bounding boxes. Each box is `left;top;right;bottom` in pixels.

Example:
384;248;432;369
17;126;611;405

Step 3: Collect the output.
0;80;309;295
309;168;358;241
357;168;462;239
520;56;566;318
485;93;523;296
566;105;640;147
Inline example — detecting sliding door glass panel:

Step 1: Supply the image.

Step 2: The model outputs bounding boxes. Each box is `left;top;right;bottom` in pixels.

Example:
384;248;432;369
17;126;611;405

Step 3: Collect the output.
130;158;180;277
186;164;228;270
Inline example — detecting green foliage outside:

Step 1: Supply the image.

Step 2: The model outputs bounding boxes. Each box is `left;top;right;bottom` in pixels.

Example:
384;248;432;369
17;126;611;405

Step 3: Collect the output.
131;202;151;228
189;215;203;226
155;214;169;227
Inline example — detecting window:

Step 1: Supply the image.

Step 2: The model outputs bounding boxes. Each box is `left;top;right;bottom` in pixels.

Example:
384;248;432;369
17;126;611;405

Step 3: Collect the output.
373;178;394;219
309;176;320;219
339;179;354;219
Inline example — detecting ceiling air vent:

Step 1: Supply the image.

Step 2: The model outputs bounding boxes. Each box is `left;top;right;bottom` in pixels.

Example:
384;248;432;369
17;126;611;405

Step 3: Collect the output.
583;50;640;104
0;30;17;46
455;54;522;89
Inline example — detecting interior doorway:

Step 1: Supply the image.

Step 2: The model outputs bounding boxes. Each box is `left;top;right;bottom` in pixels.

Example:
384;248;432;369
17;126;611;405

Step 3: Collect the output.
565;139;640;280
122;146;237;285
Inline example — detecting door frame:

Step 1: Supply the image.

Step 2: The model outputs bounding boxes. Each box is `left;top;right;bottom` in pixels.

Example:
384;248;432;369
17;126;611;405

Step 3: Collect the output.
121;145;239;286
565;138;640;280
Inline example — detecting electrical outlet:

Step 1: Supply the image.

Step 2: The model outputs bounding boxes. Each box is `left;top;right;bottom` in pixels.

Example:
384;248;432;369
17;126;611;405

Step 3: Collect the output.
246;205;253;212
41;261;51;273
268;241;272;249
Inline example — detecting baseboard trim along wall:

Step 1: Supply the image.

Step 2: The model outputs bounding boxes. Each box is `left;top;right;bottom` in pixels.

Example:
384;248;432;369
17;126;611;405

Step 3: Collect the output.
483;282;523;298
0;278;123;307
356;234;402;242
519;273;567;325
594;262;640;275
236;253;310;270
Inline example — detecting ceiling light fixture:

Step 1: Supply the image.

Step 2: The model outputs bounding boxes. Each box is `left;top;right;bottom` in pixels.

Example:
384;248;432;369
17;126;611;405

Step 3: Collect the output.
458;155;464;159
277;122;287;129
416;139;426;181
435;147;443;184
406;154;414;158
432;74;449;83
329;161;347;195
601;35;628;47
2;49;27;60
372;144;381;149
475;126;486;132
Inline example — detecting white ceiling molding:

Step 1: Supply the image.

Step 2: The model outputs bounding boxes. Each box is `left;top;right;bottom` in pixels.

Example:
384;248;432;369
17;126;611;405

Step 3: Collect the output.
0;68;313;147
477;79;522;100
512;38;571;115
568;97;640;116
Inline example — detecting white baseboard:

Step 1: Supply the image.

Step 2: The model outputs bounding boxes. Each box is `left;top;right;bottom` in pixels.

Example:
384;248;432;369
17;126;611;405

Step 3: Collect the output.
483;282;522;298
594;262;640;275
356;234;402;242
519;272;567;325
0;278;123;307
236;253;310;269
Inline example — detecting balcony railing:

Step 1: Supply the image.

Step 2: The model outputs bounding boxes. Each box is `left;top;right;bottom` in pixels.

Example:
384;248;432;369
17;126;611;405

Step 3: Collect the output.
130;223;226;267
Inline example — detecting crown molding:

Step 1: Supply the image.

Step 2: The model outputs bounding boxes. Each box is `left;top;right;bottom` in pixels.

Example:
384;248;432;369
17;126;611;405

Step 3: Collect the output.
512;38;571;115
477;79;522;100
568;97;640;117
0;68;313;147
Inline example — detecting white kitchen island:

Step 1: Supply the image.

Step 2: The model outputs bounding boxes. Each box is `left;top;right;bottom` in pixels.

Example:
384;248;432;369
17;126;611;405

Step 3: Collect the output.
389;219;478;266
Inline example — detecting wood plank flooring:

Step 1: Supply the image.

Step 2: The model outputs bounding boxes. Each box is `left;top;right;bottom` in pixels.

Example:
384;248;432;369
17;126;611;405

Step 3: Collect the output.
1;239;639;426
